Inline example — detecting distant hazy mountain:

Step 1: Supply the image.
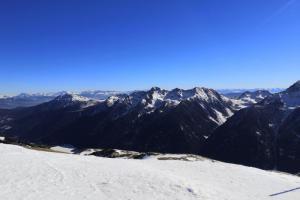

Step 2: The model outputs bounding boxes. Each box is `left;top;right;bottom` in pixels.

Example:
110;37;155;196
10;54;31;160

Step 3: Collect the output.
0;94;55;109
219;88;284;99
0;91;125;109
218;88;284;94
79;90;125;100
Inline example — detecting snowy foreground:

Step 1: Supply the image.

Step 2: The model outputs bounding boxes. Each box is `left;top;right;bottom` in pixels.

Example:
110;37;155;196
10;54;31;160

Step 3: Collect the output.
0;144;300;200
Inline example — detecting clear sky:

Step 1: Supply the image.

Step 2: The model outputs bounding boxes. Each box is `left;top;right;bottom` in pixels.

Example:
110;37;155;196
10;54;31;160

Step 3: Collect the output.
0;0;299;95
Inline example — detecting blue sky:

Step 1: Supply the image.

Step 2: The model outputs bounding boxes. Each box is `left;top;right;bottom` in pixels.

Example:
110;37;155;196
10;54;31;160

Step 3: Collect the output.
0;0;299;94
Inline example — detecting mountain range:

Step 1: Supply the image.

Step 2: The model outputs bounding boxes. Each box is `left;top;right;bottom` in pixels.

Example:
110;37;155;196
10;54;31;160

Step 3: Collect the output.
0;82;299;173
0;91;124;109
0;88;282;109
0;87;241;154
205;81;300;173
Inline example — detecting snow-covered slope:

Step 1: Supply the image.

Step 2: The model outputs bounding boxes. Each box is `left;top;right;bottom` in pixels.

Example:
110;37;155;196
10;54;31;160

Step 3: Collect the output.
237;90;271;105
47;93;100;109
262;80;300;109
54;93;91;102
79;90;126;100
0;143;299;200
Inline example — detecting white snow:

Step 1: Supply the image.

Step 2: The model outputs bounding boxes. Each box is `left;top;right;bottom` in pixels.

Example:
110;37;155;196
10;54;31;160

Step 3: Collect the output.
70;94;90;102
262;83;300;110
212;109;228;125
50;145;75;154
0;143;299;200
100;87;240;125
0;136;5;141
106;96;120;107
143;87;224;109
228;98;247;109
225;108;234;116
79;90;124;100
54;94;99;109
230;90;272;108
256;131;262;136
208;108;233;126
240;96;257;104
55;93;91;103
120;87;238;120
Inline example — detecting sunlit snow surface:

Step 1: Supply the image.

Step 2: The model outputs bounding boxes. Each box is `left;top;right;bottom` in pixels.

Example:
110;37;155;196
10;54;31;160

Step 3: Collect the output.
0;144;300;200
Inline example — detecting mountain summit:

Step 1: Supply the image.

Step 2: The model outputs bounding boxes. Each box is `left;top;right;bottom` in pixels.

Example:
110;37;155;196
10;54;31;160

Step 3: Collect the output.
286;80;300;93
238;90;271;105
205;81;300;173
54;93;90;102
259;80;300;109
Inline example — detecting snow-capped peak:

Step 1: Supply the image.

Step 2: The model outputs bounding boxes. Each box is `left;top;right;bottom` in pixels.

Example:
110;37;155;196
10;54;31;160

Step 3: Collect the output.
149;86;164;92
15;93;33;98
49;93;100;109
286;80;300;93
191;87;220;102
260;81;300;109
106;96;121;107
139;87;230;108
238;90;271;105
78;90;125;100
102;87;236;124
14;92;68;98
239;90;271;99
141;87;222;109
54;93;90;102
